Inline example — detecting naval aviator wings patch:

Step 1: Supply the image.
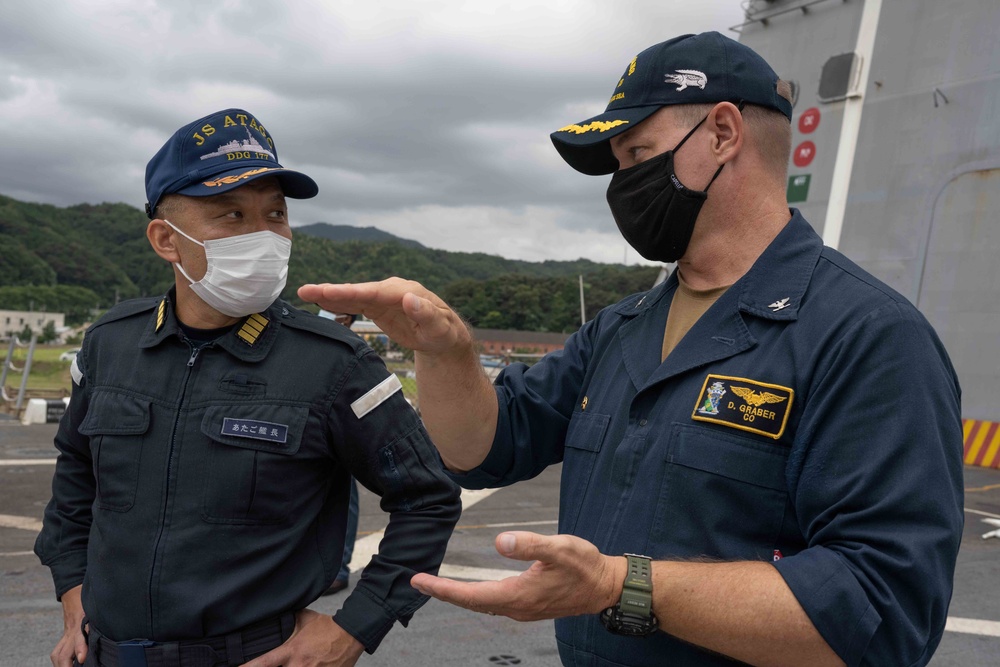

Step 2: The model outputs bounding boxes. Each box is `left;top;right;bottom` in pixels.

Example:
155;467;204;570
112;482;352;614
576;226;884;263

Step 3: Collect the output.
692;374;794;440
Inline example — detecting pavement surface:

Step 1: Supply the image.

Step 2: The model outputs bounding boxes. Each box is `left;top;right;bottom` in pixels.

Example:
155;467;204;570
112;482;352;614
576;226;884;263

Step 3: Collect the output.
2;418;999;666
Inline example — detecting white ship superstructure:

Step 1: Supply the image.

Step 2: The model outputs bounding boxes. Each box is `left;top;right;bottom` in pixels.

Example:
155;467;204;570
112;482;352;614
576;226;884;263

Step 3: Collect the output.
200;128;275;161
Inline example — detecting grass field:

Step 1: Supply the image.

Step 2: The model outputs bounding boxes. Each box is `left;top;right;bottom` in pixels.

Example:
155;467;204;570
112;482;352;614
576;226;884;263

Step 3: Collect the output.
2;344;75;395
398;375;418;404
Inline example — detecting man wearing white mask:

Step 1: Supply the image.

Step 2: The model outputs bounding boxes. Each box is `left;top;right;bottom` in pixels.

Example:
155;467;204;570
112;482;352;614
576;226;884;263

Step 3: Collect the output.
35;108;461;667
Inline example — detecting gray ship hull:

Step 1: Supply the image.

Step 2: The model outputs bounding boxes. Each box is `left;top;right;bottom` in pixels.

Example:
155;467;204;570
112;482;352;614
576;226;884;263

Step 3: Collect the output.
736;0;1000;464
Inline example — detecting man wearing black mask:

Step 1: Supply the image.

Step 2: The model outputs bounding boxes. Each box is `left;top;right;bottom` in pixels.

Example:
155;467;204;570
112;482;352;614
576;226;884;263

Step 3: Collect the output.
300;32;964;667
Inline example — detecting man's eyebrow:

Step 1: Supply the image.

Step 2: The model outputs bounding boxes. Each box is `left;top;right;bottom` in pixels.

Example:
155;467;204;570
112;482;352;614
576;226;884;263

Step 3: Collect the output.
202;192;241;207
200;189;286;207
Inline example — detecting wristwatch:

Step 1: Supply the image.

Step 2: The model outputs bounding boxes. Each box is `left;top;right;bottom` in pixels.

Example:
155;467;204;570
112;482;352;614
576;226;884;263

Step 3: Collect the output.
599;553;658;637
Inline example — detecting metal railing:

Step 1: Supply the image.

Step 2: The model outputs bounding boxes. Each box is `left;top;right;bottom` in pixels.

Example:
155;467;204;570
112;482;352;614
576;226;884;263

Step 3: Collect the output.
730;0;850;33
0;333;39;414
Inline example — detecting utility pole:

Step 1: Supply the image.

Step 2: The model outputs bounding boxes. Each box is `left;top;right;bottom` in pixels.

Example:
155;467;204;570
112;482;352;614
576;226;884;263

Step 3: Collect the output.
579;275;586;326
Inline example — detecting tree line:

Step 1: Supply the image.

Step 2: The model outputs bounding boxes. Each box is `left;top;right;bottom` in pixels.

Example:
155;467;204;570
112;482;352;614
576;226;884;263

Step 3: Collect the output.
1;194;660;332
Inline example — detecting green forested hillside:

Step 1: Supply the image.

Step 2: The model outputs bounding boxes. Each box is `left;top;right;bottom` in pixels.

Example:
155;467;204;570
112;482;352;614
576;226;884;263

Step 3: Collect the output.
295;222;426;248
0;194;660;332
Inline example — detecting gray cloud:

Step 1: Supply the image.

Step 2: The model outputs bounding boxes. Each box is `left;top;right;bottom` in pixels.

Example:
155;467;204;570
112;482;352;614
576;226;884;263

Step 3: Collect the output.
0;0;744;262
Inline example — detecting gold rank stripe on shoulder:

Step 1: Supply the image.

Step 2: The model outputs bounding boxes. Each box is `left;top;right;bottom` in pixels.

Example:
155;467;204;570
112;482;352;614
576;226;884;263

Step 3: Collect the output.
155;298;167;332
237;313;269;346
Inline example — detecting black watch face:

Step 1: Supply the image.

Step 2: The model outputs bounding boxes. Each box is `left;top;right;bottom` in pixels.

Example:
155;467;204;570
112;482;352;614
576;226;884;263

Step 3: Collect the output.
615;620;657;637
600;606;657;637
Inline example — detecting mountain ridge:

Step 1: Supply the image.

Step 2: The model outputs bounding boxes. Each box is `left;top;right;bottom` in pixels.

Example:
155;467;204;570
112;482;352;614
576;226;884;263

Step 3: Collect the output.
294;222;426;249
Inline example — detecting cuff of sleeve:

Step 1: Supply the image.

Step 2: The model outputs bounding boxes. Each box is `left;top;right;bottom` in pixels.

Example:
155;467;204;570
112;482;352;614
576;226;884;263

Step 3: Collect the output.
333;586;404;654
45;550;88;601
773;547;882;667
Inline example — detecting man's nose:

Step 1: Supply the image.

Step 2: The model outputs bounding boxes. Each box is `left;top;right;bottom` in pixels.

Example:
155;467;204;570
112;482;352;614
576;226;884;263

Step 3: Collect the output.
246;213;273;232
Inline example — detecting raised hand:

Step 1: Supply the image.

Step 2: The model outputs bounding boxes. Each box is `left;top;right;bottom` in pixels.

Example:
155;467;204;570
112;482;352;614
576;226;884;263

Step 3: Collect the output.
298;279;470;355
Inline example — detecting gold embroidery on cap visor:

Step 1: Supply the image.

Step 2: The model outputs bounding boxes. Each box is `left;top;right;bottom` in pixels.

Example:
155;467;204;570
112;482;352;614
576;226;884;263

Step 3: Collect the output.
691;374;794;440
203;167;278;188
557;120;630;135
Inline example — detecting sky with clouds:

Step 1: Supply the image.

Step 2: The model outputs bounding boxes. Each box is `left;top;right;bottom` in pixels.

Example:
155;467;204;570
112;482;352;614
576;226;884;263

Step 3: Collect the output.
0;0;747;264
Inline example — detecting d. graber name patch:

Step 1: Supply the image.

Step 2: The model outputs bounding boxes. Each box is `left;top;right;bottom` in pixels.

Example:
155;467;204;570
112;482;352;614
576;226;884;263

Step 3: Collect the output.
692;375;794;440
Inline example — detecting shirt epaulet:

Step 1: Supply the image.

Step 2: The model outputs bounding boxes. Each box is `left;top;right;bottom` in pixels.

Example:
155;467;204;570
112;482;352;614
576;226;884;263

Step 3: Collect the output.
278;308;368;355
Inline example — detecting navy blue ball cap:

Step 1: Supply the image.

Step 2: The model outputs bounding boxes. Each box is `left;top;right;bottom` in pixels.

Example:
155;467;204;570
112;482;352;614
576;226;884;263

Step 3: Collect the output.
144;108;318;218
551;32;792;176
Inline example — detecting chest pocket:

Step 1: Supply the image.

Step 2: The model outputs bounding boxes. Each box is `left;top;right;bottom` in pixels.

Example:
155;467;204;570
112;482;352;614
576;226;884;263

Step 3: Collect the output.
200;403;309;525
647;423;789;561
560;410;610;536
78;392;151;513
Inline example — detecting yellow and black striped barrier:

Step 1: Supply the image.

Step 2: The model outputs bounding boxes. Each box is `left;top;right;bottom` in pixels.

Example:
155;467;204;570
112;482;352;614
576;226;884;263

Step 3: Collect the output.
963;419;1000;469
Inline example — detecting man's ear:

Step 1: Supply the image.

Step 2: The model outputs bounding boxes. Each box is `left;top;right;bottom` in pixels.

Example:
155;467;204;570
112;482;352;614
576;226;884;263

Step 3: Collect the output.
147;219;180;263
707;101;744;165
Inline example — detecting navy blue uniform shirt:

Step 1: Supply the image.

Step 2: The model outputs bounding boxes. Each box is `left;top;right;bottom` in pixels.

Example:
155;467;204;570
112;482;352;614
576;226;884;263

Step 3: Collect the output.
35;294;461;653
452;212;964;666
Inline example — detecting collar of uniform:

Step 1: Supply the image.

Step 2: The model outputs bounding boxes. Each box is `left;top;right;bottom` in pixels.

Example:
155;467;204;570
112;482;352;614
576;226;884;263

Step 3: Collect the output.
138;291;284;362
139;289;180;349
213;301;285;363
735;210;822;321
612;276;675;318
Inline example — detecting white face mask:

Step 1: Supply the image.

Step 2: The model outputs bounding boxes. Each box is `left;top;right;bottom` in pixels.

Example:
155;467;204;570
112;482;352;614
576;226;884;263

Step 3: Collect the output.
164;220;292;318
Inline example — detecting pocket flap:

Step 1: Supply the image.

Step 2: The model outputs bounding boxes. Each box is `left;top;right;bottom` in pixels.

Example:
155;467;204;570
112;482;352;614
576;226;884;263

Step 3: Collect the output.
669;425;788;491
565;411;610;453
201;404;307;455
78;392;150;436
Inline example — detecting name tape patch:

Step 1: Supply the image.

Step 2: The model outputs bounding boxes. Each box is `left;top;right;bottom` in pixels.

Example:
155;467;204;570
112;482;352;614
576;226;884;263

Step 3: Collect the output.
691;374;794;440
222;418;288;444
351;374;403;419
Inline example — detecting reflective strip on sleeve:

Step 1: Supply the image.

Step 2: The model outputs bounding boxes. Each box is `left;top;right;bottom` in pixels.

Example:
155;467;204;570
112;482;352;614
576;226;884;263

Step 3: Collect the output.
350;374;403;419
70;357;83;386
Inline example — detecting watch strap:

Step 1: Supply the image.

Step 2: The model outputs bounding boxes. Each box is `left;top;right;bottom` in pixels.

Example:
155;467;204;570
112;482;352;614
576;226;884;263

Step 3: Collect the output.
599;553;658;636
620;553;654;619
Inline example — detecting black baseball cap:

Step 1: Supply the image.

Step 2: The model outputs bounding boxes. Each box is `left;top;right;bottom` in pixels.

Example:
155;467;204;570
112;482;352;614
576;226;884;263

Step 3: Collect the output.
144;108;318;218
551;32;792;175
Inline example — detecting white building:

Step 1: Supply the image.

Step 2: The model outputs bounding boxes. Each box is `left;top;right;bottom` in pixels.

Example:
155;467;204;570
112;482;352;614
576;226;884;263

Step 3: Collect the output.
1;310;65;336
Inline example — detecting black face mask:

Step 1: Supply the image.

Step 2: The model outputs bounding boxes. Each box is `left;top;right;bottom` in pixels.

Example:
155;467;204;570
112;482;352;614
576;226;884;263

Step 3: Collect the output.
606;114;725;263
